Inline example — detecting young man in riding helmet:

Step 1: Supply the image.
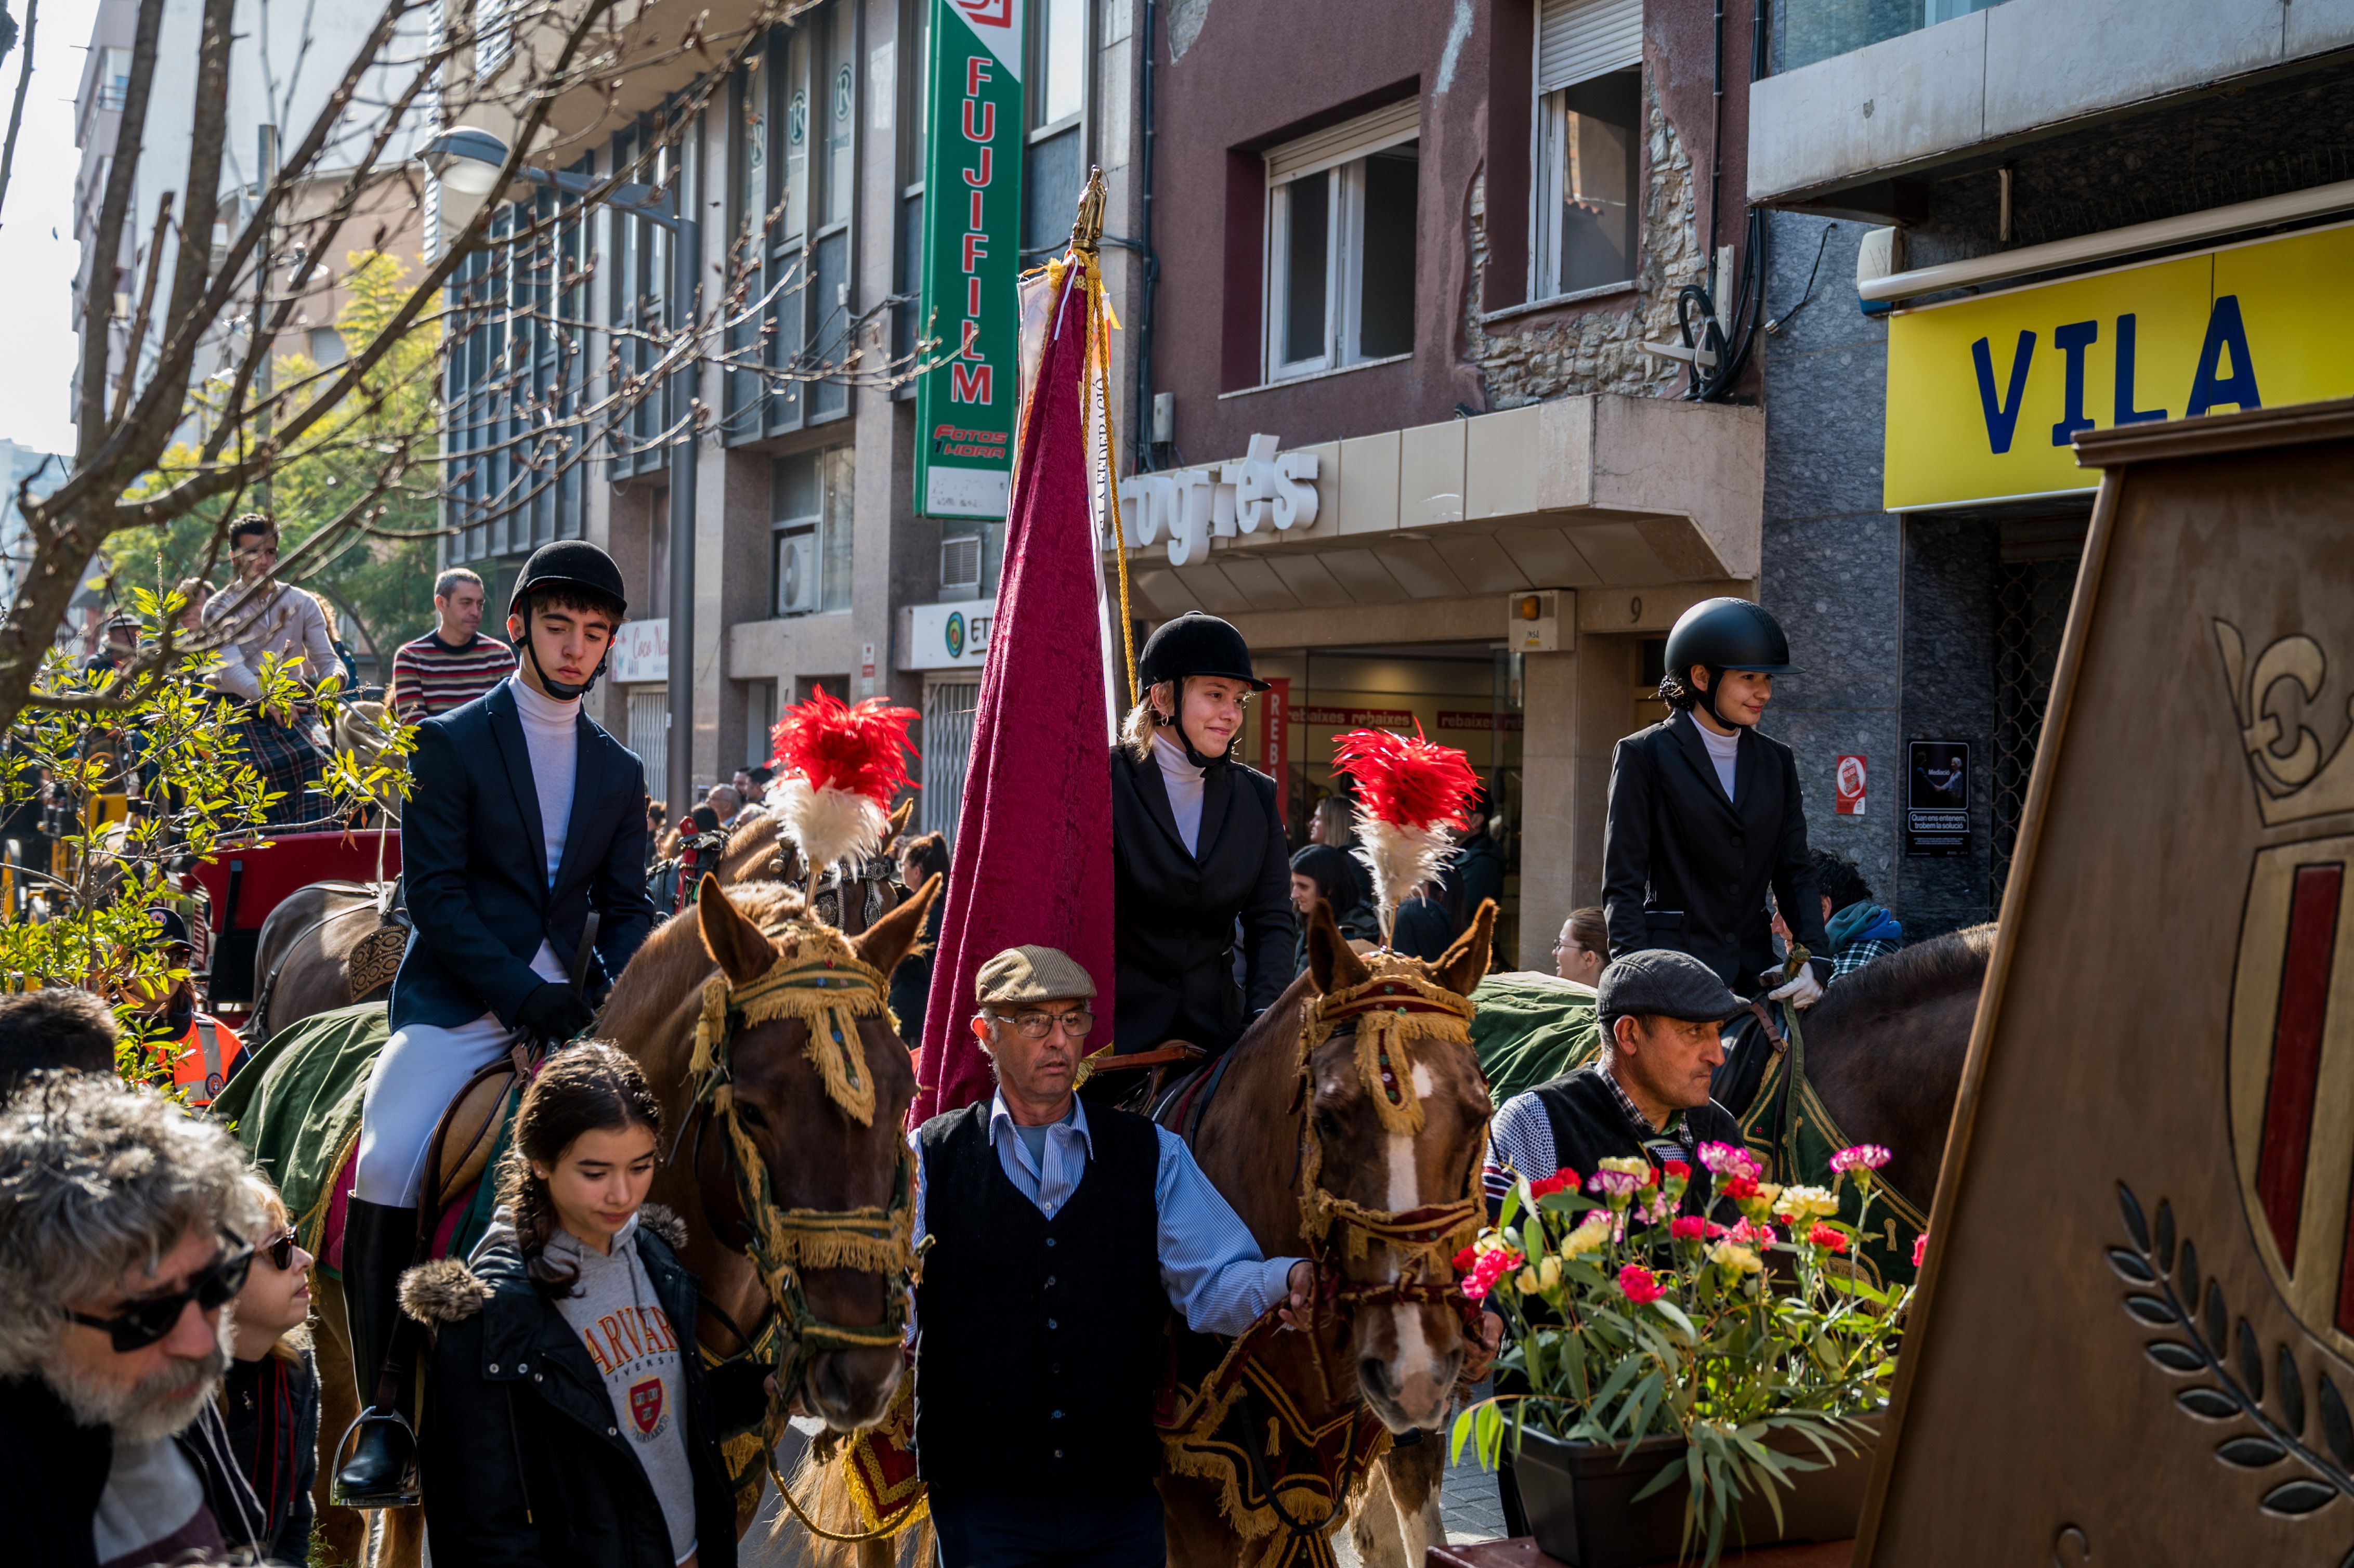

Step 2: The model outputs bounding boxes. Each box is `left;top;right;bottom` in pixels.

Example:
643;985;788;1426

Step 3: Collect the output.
1602;597;1833;1007
336;539;657;1507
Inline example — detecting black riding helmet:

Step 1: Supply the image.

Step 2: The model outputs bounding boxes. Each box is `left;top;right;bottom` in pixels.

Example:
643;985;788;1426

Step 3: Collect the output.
1662;598;1799;726
508;540;629;700
1136;613;1268;768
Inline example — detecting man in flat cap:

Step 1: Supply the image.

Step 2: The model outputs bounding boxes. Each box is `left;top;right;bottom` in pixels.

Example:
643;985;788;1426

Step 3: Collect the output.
1480;949;1749;1219
909;945;1314;1567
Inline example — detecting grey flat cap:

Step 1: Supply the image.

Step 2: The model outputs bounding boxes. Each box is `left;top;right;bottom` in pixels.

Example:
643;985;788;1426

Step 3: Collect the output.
1596;949;1745;1026
975;945;1098;1008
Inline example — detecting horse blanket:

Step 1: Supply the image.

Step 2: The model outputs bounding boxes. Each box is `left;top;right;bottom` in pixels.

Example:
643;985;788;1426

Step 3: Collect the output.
1736;1036;1929;1288
210;1000;514;1275
1468;971;1601;1105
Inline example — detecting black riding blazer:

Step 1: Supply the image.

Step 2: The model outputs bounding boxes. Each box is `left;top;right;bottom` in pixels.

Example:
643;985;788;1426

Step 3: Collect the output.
390;680;656;1030
1601;709;1829;994
1109;747;1295;1055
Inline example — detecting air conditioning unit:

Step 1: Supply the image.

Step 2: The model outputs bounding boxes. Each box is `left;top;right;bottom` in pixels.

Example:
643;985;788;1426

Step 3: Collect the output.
940;533;982;596
775;528;818;616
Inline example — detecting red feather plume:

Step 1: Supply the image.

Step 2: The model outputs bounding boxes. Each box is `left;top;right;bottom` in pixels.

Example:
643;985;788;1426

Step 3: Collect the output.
1330;723;1479;831
769;684;921;807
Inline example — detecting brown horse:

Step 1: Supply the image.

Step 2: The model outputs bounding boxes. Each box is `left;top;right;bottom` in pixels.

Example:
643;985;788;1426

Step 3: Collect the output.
1755;922;1995;1213
246;882;393;1043
711;799;915;936
1156;899;1500;1568
299;876;937;1565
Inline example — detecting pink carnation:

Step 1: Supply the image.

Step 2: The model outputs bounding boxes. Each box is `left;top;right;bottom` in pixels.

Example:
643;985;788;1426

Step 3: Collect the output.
1729;1216;1779;1248
1588;1167;1647;1199
1669;1215;1710;1241
1830;1144;1892;1174
1913;1232;1929;1268
1460;1246;1524;1302
1698;1141;1760;1179
1618;1264;1666;1305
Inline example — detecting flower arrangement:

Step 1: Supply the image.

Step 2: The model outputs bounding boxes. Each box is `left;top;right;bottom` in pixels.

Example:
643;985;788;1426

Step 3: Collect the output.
1451;1141;1915;1564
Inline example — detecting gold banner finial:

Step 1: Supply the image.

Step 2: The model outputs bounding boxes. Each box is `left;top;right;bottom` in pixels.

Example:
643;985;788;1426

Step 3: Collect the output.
1070;165;1107;255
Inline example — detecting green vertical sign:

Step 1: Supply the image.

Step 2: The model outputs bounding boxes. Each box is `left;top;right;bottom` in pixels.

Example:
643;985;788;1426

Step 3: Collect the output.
916;0;1025;519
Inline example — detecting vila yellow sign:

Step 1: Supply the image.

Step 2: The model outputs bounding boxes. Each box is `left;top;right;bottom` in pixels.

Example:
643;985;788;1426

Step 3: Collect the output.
1883;223;2354;510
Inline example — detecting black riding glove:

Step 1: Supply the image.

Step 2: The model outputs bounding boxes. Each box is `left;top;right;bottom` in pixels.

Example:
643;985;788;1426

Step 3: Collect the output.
515;983;596;1043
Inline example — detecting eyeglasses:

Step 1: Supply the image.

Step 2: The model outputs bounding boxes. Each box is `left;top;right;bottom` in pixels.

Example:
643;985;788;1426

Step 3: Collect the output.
992;1009;1094;1040
256;1226;300;1272
66;1236;255;1352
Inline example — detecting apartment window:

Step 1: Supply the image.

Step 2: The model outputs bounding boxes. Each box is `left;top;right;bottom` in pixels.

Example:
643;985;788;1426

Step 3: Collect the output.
1532;0;1642;299
1021;0;1088;252
444;177;591;565
771;447;854;617
726;1;859;442
1263;101;1420;381
894;0;928;373
306;326;347;367
98;48;131;111
476;0;513;75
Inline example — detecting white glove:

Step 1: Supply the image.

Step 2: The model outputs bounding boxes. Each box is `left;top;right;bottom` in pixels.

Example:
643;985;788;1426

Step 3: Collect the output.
1767;966;1825;1010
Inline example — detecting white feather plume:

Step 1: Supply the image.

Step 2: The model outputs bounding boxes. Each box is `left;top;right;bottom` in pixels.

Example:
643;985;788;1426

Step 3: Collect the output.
1352;817;1456;945
774;776;889;874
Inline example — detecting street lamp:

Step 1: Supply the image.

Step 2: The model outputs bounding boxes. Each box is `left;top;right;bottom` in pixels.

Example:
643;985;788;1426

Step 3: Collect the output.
421;128;703;825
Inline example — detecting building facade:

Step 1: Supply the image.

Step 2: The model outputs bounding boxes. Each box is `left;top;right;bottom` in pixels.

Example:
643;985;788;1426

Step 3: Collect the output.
1748;0;2354;939
438;0;1143;826
438;0;1772;965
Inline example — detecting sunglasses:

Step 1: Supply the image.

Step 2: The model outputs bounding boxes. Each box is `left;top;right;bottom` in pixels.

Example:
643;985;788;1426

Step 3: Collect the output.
256;1226;300;1272
66;1236;255;1353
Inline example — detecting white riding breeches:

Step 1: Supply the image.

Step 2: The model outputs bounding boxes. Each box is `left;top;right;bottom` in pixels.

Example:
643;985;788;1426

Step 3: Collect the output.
353;1013;517;1206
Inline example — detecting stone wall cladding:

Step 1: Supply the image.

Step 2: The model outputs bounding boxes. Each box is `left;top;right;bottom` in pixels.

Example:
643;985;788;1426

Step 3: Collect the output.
1466;70;1703;407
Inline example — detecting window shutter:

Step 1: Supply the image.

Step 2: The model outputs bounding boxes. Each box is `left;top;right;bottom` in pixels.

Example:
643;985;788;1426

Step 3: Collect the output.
1536;0;1643;93
1263;98;1422;185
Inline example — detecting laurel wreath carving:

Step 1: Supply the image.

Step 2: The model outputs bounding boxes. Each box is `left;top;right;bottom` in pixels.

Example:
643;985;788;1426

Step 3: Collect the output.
2113;1182;2354;1550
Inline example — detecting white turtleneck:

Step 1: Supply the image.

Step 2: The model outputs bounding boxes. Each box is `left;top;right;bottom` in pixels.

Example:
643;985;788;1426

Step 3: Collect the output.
1153;729;1205;856
510;675;580;983
1697;717;1740;802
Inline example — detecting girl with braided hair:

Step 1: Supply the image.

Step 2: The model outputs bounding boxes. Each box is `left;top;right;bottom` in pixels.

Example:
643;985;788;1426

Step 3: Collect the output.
401;1044;764;1566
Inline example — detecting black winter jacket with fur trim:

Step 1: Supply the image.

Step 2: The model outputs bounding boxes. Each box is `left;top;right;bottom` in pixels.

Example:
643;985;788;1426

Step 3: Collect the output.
400;1205;764;1567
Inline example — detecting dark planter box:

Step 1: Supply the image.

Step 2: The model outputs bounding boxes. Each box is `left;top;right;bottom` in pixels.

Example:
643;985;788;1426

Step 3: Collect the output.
1508;1413;1881;1567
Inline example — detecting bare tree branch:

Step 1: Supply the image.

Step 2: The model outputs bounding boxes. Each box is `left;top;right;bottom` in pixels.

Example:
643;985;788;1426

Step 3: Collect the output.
73;0;163;456
0;0;38;226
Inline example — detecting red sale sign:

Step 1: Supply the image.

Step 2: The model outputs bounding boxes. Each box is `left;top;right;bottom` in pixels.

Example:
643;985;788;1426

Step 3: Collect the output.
1835;754;1867;815
1259;678;1290;780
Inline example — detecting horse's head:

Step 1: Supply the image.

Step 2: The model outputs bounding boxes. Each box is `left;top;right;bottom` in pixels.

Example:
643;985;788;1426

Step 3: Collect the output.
717;797;916;936
1298;898;1495;1433
690;872;940;1430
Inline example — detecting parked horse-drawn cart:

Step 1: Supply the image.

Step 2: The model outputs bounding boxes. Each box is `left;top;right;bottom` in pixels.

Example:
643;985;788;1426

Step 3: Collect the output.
184;822;403;1035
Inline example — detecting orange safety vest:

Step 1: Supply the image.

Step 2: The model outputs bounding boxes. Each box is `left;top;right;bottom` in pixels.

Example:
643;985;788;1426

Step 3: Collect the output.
166;1013;244;1107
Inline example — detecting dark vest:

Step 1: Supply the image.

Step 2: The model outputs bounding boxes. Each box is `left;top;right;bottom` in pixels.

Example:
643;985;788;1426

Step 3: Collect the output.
913;1102;1168;1498
1530;1065;1741;1218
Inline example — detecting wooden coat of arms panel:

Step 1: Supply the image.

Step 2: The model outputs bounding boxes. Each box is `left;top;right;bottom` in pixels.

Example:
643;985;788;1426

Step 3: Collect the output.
1860;400;2354;1563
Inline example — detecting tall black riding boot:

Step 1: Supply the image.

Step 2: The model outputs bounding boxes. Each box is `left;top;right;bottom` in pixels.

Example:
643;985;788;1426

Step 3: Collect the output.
333;1198;422;1508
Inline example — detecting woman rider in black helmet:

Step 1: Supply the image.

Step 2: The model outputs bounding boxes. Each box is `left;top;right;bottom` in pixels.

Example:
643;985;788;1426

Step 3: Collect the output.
1601;597;1832;1008
1107;613;1296;1072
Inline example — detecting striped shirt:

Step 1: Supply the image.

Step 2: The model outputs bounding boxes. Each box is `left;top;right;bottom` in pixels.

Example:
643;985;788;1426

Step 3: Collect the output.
387;632;515;722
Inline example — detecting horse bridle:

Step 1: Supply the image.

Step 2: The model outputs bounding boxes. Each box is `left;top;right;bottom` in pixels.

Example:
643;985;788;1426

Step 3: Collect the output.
1290;966;1489;1349
678;923;918;1483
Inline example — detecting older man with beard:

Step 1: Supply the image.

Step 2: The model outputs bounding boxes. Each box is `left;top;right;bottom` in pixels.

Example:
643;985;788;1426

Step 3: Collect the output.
0;1074;271;1566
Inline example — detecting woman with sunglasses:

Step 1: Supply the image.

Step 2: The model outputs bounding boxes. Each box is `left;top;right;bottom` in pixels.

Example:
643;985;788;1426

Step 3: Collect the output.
400;1044;762;1567
223;1174;319;1566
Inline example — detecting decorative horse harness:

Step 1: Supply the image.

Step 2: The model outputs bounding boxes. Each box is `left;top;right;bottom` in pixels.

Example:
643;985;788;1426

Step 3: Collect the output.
677;919;921;1526
1157;958;1489;1563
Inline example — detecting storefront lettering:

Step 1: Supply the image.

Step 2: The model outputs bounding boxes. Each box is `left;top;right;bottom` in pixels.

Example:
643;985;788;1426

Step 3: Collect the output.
1970;296;2264;456
1885;223;2353;511
1116;435;1321;566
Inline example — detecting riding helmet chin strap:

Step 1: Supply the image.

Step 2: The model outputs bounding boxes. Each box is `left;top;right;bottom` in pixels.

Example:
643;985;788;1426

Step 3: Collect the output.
1696;665;1731;728
516;593;610;701
1162;676;1234;770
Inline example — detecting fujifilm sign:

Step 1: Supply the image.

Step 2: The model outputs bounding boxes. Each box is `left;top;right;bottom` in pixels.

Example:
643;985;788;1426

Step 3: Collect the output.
1115;434;1322;566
